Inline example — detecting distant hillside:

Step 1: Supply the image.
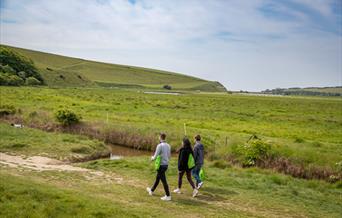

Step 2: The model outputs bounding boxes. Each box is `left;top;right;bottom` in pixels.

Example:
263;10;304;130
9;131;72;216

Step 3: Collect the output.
262;86;342;97
1;45;227;92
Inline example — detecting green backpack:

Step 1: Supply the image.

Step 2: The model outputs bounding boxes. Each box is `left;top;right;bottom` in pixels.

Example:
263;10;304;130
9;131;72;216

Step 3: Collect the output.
188;153;195;169
199;168;205;181
154;155;161;171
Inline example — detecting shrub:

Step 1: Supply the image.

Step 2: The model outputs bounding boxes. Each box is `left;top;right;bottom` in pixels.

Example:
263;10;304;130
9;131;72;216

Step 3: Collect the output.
25;77;41;85
0;104;16;117
17;71;26;79
294;137;305;143
55;108;81;126
0;46;44;84
1;65;16;74
7;75;24;86
233;138;272;167
0;73;9;85
163;85;172;90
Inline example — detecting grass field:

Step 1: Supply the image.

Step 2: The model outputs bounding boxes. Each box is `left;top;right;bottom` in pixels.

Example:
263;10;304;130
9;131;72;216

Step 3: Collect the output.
1;86;342;169
1;45;226;92
1;124;341;218
1;86;341;217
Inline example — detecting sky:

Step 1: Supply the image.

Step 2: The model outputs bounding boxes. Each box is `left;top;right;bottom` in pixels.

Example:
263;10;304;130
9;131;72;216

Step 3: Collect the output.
0;0;341;91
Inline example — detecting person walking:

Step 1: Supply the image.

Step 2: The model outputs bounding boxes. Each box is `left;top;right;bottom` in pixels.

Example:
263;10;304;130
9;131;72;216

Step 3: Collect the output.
146;133;171;201
192;135;204;189
173;137;198;197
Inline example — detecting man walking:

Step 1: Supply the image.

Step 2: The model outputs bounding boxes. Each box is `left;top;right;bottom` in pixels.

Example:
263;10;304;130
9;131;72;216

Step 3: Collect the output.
192;135;204;189
146;133;171;201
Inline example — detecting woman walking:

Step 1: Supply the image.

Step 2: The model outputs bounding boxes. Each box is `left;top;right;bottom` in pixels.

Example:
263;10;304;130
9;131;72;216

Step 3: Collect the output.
173;137;198;197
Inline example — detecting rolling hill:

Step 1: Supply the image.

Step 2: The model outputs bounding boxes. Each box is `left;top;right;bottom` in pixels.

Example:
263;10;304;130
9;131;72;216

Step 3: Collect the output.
1;45;227;92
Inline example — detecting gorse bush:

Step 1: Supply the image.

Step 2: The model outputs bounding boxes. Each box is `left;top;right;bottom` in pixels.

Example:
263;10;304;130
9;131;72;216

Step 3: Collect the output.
25;77;41;85
0;46;43;86
0;104;16;117
233;138;272;167
55;108;81;126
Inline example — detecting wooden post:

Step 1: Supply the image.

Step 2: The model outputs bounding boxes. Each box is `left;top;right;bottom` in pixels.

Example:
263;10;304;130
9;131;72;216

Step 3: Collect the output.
184;123;187;136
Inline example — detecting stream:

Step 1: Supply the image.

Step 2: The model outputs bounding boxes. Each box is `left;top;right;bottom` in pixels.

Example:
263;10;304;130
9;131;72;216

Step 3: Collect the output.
109;144;151;160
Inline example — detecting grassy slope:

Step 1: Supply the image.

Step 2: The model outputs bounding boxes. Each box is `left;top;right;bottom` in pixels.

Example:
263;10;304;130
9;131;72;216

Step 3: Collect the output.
0;125;341;218
1;44;226;92
1;87;341;170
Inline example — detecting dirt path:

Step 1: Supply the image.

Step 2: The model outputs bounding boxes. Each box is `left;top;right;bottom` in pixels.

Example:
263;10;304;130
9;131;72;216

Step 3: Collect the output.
0;152;144;187
0;152;90;172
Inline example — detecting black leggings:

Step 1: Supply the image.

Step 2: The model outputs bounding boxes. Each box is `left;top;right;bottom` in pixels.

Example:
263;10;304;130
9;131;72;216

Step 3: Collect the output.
178;170;195;189
151;165;170;196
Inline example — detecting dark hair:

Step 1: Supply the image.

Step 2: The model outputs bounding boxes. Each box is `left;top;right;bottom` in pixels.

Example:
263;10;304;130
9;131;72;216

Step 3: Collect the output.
183;137;191;149
195;135;201;141
160;133;166;140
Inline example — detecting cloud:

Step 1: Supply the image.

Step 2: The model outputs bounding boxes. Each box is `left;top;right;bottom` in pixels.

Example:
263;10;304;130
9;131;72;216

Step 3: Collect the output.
0;0;341;91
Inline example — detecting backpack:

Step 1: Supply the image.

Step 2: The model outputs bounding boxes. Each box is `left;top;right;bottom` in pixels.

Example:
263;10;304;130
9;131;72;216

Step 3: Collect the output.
199;168;205;181
188;153;195;169
154;155;161;171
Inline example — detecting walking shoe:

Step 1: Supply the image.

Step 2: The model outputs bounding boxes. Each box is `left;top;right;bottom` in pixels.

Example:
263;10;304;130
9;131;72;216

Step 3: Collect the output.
192;188;198;197
160;195;171;201
197;182;204;189
173;188;181;194
146;187;153;196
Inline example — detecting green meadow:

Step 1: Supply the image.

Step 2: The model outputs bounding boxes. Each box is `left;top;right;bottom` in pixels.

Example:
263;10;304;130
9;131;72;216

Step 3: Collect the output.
1;86;342;169
1;123;341;218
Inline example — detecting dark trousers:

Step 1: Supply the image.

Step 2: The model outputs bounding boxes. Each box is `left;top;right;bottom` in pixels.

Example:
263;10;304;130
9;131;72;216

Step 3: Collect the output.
178;170;195;189
151;165;170;196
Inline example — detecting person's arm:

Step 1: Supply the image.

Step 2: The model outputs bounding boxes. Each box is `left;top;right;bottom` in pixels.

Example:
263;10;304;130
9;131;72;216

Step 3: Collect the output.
193;145;198;161
151;144;161;161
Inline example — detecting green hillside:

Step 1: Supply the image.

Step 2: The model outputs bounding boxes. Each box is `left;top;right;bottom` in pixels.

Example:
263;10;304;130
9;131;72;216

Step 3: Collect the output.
1;45;226;92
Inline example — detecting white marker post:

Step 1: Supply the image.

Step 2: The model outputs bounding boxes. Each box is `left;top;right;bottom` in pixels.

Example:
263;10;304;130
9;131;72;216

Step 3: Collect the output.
184;123;187;136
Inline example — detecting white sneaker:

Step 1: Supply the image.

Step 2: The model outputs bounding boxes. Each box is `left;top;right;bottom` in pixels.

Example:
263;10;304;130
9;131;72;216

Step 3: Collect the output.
160;195;171;201
192;189;198;197
146;187;153;196
173;188;181;194
197;182;203;190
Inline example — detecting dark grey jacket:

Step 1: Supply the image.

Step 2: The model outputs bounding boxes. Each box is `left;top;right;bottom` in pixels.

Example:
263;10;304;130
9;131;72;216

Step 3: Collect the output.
193;142;204;166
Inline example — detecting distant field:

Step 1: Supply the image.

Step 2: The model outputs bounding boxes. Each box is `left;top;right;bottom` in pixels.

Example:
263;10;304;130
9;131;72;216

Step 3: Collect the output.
1;86;341;171
262;86;342;96
1;45;226;92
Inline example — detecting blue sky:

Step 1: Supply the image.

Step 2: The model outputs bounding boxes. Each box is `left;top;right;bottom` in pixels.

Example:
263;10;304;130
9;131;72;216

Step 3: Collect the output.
0;0;341;91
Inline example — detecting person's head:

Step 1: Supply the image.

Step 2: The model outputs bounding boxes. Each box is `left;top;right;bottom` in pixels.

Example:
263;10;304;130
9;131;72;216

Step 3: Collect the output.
182;137;191;149
194;135;201;142
159;133;166;141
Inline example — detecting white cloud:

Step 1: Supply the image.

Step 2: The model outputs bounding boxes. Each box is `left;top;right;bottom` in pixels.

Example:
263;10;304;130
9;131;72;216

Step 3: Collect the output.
0;0;340;91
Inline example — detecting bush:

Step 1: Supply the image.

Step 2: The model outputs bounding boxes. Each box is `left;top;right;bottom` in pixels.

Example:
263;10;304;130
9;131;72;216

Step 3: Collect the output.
0;46;44;85
25;77;41;85
1;64;16;74
0;73;9;85
7;75;24;86
0;104;16;117
163;85;172;90
55;108;81;126
233;138;272;167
